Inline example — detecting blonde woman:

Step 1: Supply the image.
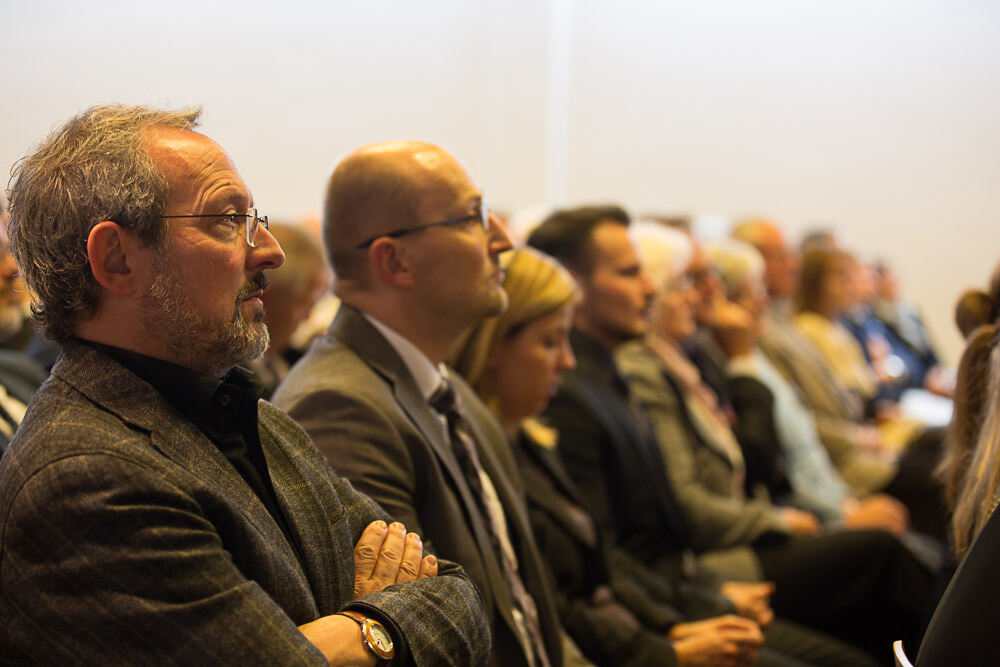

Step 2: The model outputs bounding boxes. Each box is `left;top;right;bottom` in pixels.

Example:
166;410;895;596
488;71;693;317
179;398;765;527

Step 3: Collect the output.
455;246;881;667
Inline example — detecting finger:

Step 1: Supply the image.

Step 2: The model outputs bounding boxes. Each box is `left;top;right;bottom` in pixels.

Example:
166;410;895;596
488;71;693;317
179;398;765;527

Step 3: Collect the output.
417;554;438;579
353;520;388;582
394;531;424;584
370;522;407;586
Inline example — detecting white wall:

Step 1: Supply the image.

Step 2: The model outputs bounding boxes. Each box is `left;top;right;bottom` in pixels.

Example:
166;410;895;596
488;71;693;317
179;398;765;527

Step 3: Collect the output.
2;0;998;364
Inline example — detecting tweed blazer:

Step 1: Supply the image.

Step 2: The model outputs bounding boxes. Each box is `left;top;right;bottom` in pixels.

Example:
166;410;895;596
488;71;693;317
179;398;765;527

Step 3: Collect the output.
0;342;488;665
272;305;562;667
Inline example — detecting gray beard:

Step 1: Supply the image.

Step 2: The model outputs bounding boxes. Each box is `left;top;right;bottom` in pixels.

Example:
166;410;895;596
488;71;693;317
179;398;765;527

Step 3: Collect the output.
142;255;269;377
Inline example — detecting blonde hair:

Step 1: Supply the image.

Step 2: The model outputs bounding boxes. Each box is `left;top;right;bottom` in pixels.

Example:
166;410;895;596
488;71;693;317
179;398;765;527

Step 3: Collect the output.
453;246;577;394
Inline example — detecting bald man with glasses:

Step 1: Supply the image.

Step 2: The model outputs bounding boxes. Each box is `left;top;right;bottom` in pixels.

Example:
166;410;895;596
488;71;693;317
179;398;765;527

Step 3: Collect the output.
274;141;570;667
0;109;489;664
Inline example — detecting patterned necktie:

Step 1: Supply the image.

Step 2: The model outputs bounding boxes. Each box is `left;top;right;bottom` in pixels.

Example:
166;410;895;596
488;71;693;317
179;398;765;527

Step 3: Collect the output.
430;379;551;667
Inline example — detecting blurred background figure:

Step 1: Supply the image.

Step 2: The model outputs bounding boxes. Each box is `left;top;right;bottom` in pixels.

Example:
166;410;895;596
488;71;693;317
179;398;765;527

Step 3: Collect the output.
0;197;47;456
871;260;952;398
705;238;911;536
0;197;34;351
248;222;331;398
918;260;1000;665
938;261;1000;545
455;246;868;667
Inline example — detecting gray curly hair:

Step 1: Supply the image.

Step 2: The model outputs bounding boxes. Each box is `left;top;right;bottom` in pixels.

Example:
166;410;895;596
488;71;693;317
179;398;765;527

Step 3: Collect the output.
6;104;201;342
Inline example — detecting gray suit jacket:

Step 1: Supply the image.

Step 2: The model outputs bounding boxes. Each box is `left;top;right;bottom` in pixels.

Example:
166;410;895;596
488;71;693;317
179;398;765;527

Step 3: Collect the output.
273;305;563;667
0;342;488;665
616;342;789;552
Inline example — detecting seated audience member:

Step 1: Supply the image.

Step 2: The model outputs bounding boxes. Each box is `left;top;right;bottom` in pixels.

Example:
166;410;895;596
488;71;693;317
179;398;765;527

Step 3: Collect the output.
870;261;952;397
248;221;331;397
953;265;1000;339
839;256;924;403
528;207;918;663
613;222;934;658
733;221;891;492
455;247;757;665
918;301;1000;664
0;105;488;664
706;238;908;534
732;221;948;541
455;246;881;667
938;265;1000;511
794;249;884;412
0;197;35;352
273;141;568;667
0;203;47;456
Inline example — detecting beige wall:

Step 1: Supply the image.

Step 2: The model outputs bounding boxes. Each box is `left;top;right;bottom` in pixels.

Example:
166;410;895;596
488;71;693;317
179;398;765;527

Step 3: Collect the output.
3;0;998;363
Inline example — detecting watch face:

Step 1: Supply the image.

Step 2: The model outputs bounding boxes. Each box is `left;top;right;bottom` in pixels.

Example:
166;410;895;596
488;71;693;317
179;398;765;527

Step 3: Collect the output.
364;620;395;659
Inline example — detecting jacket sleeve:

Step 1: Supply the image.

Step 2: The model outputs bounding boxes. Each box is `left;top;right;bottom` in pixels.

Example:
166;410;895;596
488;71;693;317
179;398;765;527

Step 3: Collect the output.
264;398;491;666
325;465;491;667
0;451;329;665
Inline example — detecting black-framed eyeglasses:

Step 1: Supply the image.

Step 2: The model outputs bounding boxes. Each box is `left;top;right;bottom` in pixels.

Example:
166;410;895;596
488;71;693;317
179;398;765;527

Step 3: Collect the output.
355;199;490;250
160;208;270;248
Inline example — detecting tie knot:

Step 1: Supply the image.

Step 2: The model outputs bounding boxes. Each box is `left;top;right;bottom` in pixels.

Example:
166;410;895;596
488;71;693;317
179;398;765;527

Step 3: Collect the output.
430;379;458;415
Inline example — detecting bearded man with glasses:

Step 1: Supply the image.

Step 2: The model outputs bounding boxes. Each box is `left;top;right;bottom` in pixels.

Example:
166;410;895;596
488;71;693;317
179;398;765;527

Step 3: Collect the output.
0;106;488;665
273;141;570;667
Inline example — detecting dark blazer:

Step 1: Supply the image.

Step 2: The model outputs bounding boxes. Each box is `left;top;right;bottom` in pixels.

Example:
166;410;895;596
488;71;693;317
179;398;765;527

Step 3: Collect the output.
917;505;1000;665
0;349;48;456
542;330;691;575
272;305;563;667
0;342;488;664
513;430;683;666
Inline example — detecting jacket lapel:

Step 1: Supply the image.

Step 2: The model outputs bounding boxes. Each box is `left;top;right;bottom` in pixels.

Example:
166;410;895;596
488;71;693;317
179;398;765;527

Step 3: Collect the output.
53;343;309;586
329;307;523;622
257;402;348;612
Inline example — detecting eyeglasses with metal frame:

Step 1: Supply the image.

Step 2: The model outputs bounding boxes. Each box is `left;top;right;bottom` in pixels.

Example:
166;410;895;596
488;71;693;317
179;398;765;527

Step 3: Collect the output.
355;199;491;250
160;208;270;248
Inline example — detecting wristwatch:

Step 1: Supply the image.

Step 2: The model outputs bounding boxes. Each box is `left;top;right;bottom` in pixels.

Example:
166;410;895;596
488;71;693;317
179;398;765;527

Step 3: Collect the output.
335;610;395;664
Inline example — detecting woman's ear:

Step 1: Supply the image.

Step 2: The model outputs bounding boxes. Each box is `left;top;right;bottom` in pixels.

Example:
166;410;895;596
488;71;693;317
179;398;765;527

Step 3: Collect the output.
87;221;142;295
368;238;416;288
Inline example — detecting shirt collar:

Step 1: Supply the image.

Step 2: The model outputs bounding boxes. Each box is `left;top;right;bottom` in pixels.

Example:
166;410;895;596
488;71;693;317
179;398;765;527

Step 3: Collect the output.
363;313;446;401
78;338;264;424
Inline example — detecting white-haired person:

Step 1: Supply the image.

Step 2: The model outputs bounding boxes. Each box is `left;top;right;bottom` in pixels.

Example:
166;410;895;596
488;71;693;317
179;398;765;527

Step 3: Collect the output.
616;221;934;660
453;246;779;667
705;238;912;535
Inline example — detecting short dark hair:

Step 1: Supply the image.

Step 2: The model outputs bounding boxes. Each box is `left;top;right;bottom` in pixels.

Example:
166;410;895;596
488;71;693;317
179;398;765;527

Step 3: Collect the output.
526;204;630;275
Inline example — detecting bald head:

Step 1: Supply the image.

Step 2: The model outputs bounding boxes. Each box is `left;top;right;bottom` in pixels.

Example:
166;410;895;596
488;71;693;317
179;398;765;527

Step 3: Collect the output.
323;141;475;290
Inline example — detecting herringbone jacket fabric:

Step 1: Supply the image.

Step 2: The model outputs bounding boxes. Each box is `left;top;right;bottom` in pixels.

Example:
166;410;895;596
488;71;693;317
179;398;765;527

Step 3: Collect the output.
0;341;488;665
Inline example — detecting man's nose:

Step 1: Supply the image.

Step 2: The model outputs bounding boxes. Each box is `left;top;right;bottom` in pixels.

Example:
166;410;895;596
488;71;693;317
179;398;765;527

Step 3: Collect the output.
248;226;285;272
487;213;513;255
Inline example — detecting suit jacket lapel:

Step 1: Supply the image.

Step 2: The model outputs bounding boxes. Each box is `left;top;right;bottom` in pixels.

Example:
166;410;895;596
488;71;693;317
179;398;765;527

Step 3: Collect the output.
329;308;513;598
53;343;309;586
258;402;346;612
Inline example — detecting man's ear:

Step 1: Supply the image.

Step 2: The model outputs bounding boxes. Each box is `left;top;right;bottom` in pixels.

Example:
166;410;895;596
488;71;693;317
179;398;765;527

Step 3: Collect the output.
368;238;416;288
87;221;144;295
